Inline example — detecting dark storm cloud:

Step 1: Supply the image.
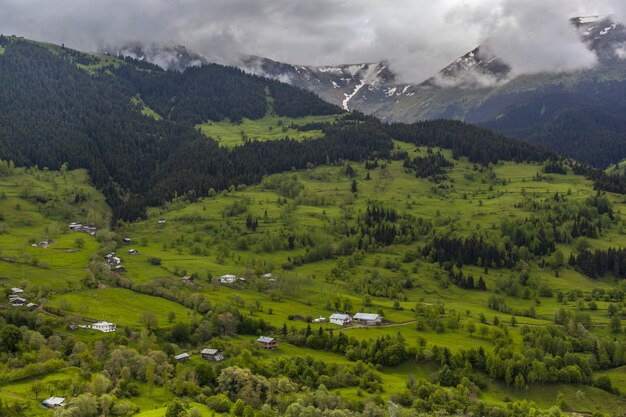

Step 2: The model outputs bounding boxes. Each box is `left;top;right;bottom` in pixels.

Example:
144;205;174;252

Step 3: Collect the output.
0;0;623;82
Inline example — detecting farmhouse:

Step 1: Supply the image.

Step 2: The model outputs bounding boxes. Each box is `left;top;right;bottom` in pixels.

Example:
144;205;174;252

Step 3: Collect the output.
329;313;352;326
353;313;382;325
219;274;236;284
91;321;116;333
42;396;65;408
201;348;224;361
257;336;278;349
175;352;190;362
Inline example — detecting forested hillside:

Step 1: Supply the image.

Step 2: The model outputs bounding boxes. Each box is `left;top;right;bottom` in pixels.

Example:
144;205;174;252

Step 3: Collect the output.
0;36;340;220
0;36;583;223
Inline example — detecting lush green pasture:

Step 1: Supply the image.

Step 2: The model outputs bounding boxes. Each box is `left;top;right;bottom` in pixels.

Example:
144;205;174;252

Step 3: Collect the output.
196;114;339;147
48;288;191;328
3;145;626;415
0;168;108;290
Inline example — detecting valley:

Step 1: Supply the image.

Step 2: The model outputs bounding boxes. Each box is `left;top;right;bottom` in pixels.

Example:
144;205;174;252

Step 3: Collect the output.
1;137;626;416
0;34;625;417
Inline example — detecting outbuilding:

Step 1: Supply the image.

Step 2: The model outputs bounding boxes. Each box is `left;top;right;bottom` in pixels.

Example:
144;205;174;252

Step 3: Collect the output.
353;313;382;325
42;397;65;408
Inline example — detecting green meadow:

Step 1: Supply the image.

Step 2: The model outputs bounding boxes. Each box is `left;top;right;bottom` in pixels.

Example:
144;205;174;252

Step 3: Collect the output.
1;140;626;415
196;114;340;147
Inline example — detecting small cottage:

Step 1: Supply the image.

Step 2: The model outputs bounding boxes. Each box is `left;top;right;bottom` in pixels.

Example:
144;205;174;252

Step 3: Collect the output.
128;249;138;255
312;317;326;323
123;237;132;244
181;275;194;283
257;336;278;350
329;313;352;326
175;352;190;362
201;348;224;361
11;288;24;294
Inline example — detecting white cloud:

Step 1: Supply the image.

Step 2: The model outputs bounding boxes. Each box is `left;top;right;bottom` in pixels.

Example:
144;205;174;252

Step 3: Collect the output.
0;0;622;82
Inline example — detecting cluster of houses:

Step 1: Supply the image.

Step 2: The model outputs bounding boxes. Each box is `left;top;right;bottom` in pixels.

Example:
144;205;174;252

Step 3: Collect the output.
68;222;97;236
328;312;383;326
68;321;117;333
218;273;276;285
7;287;37;309
105;252;126;273
174;348;225;362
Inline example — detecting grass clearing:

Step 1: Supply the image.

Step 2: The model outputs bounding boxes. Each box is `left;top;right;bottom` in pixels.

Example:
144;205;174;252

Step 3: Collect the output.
196;114;340;147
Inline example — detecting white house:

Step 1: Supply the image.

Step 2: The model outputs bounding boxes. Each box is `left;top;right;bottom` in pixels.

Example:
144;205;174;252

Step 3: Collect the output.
353;313;382;325
219;274;236;284
312;317;326;323
91;321;116;333
329;313;352;326
42;396;65;408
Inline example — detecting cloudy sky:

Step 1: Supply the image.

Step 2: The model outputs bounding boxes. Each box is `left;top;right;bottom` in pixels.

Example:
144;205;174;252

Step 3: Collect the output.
1;0;624;82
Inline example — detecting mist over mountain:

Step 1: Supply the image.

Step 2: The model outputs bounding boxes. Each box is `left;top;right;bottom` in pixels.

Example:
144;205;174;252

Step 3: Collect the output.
100;14;626;167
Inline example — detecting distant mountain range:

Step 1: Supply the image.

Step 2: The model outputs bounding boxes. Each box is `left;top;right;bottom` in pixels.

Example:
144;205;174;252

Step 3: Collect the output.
105;15;626;167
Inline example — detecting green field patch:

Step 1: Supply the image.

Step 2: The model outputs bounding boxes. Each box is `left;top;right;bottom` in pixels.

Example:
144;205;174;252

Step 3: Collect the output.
197;114;339;147
130;95;162;120
49;288;190;328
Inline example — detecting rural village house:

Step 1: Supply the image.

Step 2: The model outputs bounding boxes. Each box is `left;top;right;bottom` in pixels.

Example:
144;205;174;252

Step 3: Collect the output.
257;336;278;349
201;348;224;361
329;313;352;326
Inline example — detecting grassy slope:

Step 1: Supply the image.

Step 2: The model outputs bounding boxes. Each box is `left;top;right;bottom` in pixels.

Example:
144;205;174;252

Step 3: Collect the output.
0;168;109;290
196;114;339;147
2;140;626;413
110;142;626;409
